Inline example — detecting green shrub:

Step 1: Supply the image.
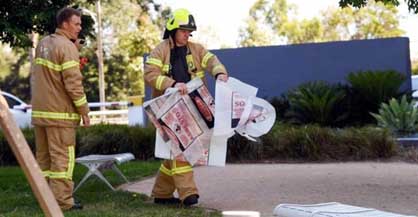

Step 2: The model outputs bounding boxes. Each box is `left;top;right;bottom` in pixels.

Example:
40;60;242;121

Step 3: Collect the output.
398;146;418;162
347;70;405;124
261;124;397;161
371;95;418;135
77;125;156;160
0;128;35;166
227;134;262;162
269;95;290;121
0;124;398;165
285;81;348;126
0;125;156;165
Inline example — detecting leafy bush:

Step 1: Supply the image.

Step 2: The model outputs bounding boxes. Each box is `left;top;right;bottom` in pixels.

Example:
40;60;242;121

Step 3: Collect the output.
0;128;35;166
347;70;405;124
227;134;262;162
398;146;418;163
77;125;156;160
0;125;156;165
0;124;398;165
261;124;397;161
226;124;397;162
371;95;418;135
285;81;348;126
269;95;290;122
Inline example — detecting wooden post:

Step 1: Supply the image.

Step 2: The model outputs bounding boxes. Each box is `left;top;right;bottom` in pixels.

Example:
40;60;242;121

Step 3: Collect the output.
96;0;106;116
0;92;63;217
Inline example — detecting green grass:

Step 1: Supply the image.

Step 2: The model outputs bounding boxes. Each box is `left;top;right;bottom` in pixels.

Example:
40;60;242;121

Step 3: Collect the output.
0;161;221;217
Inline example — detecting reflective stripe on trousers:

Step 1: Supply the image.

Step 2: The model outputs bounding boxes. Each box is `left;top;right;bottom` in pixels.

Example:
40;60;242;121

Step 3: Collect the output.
159;160;193;176
42;146;75;180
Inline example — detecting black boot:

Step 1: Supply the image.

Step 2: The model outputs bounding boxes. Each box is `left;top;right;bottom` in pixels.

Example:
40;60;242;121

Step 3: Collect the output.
69;201;83;210
154;197;181;205
182;194;199;206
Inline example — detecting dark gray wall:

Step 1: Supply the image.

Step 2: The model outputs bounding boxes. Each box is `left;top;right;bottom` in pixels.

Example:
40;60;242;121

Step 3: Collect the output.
145;37;411;100
208;37;412;99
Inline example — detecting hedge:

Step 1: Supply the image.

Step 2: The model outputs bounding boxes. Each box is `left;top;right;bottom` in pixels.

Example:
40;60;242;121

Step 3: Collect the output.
0;124;398;165
0;125;156;165
227;124;397;162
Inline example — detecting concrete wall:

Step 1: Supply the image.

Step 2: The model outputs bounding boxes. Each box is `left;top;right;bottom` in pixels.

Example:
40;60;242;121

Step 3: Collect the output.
209;37;411;99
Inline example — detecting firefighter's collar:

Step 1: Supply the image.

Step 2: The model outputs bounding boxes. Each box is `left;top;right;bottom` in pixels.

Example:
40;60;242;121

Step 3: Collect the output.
55;28;75;41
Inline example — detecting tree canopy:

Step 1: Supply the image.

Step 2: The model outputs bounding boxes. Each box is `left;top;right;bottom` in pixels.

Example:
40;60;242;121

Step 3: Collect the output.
339;0;418;13
0;0;167;102
79;0;168;101
0;0;95;48
239;0;405;46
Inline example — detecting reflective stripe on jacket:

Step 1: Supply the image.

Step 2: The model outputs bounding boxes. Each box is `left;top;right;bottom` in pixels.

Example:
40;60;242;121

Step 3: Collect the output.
144;38;228;97
31;28;89;127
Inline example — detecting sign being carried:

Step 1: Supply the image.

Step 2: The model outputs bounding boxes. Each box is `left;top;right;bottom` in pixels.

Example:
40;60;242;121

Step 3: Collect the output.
144;78;214;166
143;77;275;166
209;77;276;166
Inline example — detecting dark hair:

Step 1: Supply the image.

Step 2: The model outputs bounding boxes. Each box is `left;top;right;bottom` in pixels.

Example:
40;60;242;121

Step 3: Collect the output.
56;7;81;27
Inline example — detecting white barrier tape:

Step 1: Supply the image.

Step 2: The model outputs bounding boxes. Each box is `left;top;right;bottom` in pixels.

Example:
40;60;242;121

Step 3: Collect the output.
88;101;131;107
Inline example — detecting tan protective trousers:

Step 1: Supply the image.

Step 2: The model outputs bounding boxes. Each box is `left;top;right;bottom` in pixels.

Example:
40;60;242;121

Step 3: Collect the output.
151;160;198;200
34;126;76;210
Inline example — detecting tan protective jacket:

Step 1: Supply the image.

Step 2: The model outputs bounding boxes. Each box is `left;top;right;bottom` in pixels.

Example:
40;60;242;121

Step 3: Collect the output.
31;28;89;128
144;38;228;97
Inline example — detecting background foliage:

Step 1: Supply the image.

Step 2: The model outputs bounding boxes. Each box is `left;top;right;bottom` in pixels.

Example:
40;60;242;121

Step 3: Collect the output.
268;70;406;127
0;0;168;102
239;0;405;46
0;124;398;165
339;0;418;13
0;0;96;48
371;95;418;135
285;81;348;127
224;124;398;162
346;70;406;123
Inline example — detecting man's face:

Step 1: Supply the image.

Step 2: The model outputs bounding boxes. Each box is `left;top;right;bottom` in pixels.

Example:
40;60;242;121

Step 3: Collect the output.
62;15;82;40
174;29;192;46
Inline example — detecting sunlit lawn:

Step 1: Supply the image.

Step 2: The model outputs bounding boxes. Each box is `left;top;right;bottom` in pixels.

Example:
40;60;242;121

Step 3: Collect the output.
0;161;220;217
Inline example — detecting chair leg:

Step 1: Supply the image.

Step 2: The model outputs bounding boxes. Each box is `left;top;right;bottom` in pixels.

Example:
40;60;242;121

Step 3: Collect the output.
74;162;116;192
111;164;129;183
74;168;95;193
92;168;116;191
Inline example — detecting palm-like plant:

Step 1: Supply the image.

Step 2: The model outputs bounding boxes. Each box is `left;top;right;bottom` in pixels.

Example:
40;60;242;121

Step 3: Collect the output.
347;70;405;123
286;81;348;126
371;95;418;135
347;70;405;104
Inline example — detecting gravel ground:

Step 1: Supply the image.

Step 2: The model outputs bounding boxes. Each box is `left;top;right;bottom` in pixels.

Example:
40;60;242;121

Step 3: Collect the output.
122;162;418;216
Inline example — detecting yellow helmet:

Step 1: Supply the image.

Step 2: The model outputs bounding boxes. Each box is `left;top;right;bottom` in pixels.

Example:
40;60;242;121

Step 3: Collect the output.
166;8;196;32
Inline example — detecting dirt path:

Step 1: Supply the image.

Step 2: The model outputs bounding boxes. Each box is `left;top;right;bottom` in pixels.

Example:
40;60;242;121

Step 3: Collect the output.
123;162;418;216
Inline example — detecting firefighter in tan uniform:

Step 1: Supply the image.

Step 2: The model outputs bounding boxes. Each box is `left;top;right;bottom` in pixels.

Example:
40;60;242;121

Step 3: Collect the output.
144;8;228;206
31;7;90;211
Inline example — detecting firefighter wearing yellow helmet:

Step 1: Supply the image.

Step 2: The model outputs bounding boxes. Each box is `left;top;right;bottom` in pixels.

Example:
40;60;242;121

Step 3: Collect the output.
144;8;229;206
163;8;197;39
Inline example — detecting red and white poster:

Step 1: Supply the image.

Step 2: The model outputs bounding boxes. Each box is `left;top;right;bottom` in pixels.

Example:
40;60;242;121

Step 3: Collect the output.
144;77;276;166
